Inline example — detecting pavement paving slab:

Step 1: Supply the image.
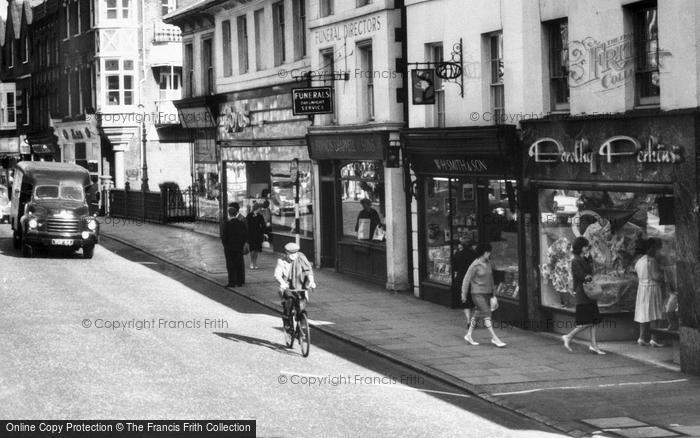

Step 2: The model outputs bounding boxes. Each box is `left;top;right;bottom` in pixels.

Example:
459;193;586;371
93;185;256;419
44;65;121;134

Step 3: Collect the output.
100;220;700;438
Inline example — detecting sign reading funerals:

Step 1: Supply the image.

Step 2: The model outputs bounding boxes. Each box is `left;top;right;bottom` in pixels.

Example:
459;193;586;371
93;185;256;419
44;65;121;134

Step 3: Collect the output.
292;87;334;115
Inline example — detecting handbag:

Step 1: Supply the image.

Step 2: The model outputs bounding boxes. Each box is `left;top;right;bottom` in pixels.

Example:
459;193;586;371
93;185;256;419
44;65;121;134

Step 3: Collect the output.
242;242;250;255
262;235;271;249
490;296;499;312
582;280;603;300
372;224;386;241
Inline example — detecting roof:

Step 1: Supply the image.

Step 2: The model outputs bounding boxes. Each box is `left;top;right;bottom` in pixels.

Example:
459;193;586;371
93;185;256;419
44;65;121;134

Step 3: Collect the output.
16;161;91;186
162;0;229;25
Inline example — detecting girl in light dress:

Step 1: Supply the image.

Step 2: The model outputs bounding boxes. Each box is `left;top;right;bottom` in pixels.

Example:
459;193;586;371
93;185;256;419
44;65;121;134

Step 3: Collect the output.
634;238;665;347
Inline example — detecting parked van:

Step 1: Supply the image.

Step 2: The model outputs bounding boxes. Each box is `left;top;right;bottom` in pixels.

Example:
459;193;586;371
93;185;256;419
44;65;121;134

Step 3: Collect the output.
10;162;99;258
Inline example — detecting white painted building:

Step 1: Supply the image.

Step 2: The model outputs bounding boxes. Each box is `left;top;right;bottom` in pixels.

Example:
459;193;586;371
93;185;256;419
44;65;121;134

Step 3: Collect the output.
403;0;700;374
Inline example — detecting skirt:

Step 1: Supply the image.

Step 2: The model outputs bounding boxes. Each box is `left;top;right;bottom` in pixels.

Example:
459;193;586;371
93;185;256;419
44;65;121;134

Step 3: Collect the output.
634;281;664;323
471;294;492;317
575;303;601;326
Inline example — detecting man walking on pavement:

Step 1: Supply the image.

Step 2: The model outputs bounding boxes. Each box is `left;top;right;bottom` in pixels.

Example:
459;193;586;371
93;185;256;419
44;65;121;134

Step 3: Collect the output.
222;202;248;287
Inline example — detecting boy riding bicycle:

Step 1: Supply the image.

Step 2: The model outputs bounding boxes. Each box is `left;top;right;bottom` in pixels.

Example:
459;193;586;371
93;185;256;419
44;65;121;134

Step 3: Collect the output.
273;242;316;331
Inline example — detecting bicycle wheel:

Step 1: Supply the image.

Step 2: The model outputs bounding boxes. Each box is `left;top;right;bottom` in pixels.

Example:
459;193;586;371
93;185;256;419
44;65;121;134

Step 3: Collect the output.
283;315;294;348
298;312;310;357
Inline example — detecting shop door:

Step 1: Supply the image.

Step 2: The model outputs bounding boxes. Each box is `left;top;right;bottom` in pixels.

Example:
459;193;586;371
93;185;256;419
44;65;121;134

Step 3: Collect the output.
320;179;336;268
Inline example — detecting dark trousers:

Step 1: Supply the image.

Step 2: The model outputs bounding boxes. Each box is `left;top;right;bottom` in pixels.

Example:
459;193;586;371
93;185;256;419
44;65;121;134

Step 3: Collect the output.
224;247;245;285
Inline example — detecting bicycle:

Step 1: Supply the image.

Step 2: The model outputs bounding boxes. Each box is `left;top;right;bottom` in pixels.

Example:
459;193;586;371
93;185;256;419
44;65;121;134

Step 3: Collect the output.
282;289;311;357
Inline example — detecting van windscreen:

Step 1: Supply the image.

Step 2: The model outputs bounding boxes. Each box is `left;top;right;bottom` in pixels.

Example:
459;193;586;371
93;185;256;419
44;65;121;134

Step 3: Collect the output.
35;185;84;201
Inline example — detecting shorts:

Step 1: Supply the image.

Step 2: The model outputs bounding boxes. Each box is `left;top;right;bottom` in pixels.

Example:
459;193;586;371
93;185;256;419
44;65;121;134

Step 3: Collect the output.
471;294;492;318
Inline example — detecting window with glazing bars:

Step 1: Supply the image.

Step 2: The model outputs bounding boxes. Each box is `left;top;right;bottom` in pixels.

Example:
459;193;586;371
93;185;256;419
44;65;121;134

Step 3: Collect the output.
489;32;504;122
547;19;569;110
632;3;659;105
273;2;286;66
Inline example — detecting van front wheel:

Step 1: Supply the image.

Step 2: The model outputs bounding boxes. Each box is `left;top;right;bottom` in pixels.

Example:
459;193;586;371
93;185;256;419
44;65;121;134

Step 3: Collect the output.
83;245;95;259
21;243;33;258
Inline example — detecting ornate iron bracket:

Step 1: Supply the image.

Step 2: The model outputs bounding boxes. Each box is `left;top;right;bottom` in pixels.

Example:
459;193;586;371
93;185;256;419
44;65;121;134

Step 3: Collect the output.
407;38;464;98
292;71;350;86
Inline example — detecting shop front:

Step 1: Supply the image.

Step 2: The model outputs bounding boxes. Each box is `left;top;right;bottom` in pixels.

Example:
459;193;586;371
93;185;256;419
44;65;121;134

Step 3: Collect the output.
217;87;313;257
221;140;314;258
178;105;220;225
308;131;391;285
55;119;101;178
402;127;523;318
522;112;698;368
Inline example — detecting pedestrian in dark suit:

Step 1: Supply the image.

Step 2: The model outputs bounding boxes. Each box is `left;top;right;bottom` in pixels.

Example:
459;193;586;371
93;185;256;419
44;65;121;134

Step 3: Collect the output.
222;202;248;287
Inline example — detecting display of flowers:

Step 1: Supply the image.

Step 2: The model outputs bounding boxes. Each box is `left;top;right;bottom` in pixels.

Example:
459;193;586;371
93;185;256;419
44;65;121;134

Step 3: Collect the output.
540;237;574;295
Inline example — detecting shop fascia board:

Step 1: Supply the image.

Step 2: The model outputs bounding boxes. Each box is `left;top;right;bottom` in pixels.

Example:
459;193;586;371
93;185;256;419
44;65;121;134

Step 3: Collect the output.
307;122;404;136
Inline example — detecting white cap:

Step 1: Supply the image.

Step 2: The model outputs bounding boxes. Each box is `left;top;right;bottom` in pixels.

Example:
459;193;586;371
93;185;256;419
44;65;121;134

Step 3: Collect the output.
284;242;300;253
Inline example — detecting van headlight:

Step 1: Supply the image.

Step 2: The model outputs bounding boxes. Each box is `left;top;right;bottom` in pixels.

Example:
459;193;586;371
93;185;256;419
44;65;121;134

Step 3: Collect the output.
87;219;97;231
28;218;38;229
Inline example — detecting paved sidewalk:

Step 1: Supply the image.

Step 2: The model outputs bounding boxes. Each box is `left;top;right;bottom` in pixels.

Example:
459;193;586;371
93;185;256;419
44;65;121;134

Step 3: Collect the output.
100;219;700;438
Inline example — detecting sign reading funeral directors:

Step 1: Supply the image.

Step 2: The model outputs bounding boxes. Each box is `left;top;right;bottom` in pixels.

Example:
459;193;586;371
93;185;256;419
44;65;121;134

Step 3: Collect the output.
292;87;334;115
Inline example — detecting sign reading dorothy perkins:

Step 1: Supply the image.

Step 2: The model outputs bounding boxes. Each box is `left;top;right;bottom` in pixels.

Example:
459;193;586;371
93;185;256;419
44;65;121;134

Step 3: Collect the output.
292;87;334;115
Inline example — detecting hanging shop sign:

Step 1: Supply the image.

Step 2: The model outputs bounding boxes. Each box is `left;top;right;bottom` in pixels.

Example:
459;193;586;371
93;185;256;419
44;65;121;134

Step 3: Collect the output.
292;87;334;115
528;134;684;172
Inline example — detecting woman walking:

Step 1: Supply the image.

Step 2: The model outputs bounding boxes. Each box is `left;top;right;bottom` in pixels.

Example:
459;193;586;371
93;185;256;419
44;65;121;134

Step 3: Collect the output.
454;238;477;333
562;236;606;354
461;243;506;348
634;238;665;347
246;203;267;270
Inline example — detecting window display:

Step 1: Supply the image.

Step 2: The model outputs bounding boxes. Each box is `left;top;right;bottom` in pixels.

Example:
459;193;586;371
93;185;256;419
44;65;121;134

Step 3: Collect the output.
225;161;314;238
340;161;384;240
422;177;519;298
194;163;220;222
538;188;677;313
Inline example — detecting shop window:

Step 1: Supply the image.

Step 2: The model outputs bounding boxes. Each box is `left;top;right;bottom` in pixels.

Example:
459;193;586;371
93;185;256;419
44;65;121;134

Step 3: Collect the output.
340;161;384;240
195;162;220;223
225;161;314;238
423;177;519;300
546;19;569;111
538;188;676;313
6;92;15;124
630;2;659;106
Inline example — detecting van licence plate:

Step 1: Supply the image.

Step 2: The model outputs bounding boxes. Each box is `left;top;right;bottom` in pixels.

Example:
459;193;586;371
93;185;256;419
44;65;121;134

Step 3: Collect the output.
51;239;74;246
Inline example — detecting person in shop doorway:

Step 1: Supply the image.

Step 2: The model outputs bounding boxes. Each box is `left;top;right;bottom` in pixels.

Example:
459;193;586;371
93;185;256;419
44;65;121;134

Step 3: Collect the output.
259;199;273;248
461;243;506;348
222;202;248;287
453;238;477;329
634;238;666;347
562;236;606;355
247;202;266;270
355;198;381;240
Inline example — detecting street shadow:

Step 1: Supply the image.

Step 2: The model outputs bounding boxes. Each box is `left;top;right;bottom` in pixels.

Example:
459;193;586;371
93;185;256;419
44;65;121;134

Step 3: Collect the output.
0;236;86;259
214;331;297;356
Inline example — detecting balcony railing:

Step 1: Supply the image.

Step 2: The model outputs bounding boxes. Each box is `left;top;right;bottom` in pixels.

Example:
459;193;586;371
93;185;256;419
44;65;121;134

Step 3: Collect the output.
153;22;182;43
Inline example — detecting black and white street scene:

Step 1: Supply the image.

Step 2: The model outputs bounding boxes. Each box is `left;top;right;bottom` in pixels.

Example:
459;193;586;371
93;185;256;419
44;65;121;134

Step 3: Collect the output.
2;0;700;437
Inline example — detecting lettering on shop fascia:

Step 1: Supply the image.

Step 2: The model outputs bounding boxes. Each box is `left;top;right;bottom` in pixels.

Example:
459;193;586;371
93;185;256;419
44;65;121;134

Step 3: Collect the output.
61;128;95;141
314;138;379;154
433;159;487;173
529;135;685;172
314;16;382;45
